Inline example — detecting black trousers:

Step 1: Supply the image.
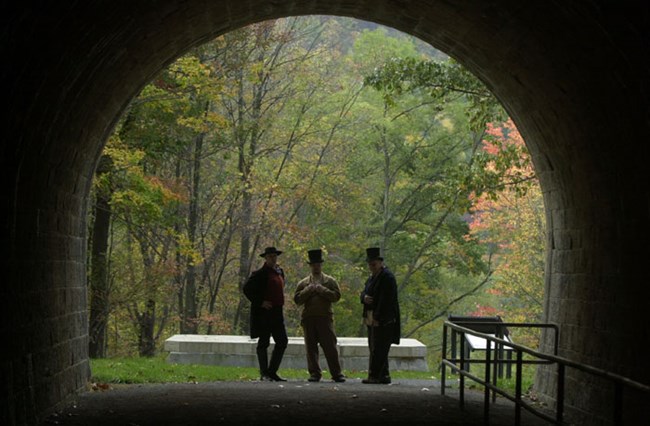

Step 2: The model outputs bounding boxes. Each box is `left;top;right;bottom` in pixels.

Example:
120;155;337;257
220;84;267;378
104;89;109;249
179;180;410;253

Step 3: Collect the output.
256;307;288;375
367;323;396;379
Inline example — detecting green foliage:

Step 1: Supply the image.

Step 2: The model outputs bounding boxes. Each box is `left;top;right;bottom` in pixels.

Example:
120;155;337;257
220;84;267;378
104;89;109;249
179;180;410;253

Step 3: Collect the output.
103;139;182;227
350;27;420;76
91;16;545;359
364;57;507;130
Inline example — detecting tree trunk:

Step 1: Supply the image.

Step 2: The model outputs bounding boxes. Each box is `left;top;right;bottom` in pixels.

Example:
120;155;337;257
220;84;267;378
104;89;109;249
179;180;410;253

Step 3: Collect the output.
138;299;156;357
233;63;259;334
137;237;158;357
234;189;253;334
380;116;391;252
174;158;185;333
181;131;205;334
88;155;112;358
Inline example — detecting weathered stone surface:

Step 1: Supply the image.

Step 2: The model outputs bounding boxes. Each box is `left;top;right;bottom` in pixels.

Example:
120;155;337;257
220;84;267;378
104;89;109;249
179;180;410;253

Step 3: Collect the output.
164;335;429;372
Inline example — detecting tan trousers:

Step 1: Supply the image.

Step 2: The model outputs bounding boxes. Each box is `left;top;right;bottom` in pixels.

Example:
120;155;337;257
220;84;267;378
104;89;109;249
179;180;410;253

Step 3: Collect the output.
301;316;342;379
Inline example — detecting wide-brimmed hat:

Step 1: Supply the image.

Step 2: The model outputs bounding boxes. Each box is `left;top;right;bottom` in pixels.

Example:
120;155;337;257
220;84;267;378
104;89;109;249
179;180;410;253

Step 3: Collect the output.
307;249;324;264
365;247;383;262
259;246;283;257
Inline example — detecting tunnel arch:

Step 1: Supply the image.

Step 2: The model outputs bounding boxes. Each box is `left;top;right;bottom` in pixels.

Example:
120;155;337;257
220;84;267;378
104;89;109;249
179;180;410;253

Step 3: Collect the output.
2;2;648;425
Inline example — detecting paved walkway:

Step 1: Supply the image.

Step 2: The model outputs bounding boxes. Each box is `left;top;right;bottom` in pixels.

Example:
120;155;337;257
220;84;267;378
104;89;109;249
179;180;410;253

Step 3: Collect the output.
42;379;554;425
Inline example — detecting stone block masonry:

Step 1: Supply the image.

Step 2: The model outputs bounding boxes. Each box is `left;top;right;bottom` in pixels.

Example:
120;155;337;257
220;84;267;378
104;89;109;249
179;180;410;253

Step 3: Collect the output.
164;335;428;372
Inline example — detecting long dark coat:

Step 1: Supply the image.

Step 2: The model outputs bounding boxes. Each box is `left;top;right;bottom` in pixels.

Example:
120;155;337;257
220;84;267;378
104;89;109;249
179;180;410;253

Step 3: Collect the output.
243;265;285;338
360;267;401;344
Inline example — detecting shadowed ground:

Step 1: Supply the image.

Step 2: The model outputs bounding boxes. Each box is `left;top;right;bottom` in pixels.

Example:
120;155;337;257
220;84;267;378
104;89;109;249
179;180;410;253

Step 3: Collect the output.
42;379;553;425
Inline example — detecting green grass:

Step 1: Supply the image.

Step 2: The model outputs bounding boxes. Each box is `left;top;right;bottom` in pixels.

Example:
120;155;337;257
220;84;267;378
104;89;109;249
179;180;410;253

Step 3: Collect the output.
447;360;537;395
90;355;437;384
90;356;260;384
90;356;533;398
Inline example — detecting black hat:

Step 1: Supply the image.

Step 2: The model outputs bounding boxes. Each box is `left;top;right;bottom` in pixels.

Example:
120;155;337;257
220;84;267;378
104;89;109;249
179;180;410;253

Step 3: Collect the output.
307;249;324;264
365;247;383;262
259;246;283;257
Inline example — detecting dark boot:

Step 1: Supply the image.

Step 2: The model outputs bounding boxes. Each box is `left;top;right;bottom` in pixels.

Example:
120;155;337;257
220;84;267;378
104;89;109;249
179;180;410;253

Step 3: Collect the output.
267;346;286;381
257;347;270;380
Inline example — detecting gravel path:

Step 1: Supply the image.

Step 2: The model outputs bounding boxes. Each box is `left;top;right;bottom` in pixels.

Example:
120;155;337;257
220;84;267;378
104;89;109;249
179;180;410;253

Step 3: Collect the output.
42;378;553;425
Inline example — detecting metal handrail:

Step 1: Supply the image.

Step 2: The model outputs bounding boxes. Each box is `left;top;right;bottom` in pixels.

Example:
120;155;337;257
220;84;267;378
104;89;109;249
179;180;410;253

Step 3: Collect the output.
446;320;559;382
440;320;650;425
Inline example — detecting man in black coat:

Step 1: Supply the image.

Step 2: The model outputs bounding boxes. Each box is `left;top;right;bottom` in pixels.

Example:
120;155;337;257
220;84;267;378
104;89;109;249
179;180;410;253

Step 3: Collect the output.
360;247;401;384
243;246;288;381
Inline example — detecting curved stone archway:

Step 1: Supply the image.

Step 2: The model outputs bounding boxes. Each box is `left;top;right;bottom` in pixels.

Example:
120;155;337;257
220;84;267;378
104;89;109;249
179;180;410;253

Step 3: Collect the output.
2;2;648;425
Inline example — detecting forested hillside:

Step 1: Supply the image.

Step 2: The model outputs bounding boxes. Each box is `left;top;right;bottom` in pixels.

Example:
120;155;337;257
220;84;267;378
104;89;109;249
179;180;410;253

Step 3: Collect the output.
87;16;544;363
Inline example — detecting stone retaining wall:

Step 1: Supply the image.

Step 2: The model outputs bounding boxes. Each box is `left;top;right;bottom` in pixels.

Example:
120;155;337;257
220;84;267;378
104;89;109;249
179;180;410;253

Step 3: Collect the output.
164;335;428;372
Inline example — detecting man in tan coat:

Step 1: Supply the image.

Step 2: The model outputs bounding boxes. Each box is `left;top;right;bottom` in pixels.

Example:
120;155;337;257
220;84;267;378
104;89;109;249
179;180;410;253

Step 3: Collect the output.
294;249;346;382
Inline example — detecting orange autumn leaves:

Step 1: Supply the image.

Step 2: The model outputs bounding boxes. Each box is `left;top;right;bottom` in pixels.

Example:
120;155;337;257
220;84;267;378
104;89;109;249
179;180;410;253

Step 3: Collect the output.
468;119;545;345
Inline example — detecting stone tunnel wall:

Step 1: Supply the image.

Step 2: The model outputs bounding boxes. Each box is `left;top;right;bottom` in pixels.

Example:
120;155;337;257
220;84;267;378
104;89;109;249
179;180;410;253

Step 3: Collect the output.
2;1;649;425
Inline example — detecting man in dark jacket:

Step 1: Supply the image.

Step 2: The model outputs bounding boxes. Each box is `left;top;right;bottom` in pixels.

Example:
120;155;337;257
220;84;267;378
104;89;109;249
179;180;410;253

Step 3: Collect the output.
360;247;401;384
243;246;288;381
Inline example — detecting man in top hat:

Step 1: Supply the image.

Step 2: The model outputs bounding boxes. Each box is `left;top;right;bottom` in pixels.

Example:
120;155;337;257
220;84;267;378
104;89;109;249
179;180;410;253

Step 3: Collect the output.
294;249;346;383
360;247;401;384
243;246;289;381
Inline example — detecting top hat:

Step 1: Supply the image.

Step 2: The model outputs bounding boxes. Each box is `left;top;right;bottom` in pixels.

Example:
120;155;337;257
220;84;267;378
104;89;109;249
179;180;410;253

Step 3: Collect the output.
365;247;383;262
307;249;325;264
259;246;283;257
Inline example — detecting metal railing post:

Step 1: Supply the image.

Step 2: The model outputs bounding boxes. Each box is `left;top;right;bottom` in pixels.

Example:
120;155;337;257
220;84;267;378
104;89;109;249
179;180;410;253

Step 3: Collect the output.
484;339;492;424
614;382;623;425
460;331;465;410
492;327;499;403
515;350;523;426
441;320;650;425
556;363;565;424
441;324;448;396
496;325;504;379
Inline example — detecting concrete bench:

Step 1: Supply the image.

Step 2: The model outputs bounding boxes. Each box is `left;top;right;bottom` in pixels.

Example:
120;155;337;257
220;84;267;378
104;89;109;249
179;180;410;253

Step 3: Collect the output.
164;335;428;372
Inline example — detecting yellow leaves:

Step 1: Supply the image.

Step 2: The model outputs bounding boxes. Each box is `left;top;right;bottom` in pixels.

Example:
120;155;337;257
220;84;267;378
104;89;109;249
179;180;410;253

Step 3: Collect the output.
438;116;455;132
247;61;266;84
143;176;184;204
403;133;418;146
174;232;204;267
103;139;185;225
206;111;230;129
176;116;210;133
139;83;169;100
104;138;145;166
169;56;213;91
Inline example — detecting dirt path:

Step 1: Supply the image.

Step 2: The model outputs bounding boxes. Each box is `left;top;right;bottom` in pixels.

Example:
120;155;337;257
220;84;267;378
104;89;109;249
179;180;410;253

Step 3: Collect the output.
42;379;553;425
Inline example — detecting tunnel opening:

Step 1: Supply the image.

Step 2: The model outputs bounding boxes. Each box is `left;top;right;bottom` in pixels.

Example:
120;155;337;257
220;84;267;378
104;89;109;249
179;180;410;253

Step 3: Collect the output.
3;2;649;426
89;15;544;367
